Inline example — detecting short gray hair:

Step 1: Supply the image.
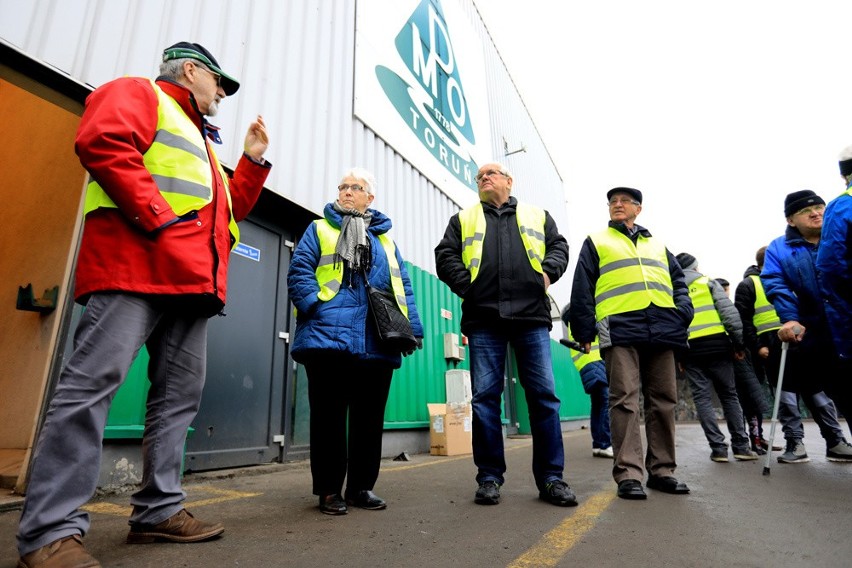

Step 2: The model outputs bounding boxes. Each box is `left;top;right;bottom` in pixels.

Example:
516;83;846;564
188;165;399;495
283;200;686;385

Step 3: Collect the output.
341;167;377;196
159;57;189;81
494;162;512;179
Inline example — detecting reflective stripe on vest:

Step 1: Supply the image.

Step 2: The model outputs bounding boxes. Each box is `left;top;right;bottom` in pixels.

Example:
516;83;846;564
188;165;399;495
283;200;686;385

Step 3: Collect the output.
312;220;409;317
567;330;602;372
83;80;240;248
749;275;781;334
686;275;725;340
589;228;675;321
459;202;546;283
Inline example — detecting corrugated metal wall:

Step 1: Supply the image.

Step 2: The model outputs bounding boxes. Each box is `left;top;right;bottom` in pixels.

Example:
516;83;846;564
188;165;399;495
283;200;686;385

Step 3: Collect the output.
0;0;570;303
1;0;585;437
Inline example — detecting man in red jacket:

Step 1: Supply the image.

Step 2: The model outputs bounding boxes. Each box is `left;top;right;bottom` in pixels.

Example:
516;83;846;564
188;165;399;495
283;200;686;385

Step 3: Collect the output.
17;42;271;568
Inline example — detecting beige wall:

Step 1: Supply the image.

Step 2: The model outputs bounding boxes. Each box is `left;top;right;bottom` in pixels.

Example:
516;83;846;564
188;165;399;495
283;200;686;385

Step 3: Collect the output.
0;70;86;489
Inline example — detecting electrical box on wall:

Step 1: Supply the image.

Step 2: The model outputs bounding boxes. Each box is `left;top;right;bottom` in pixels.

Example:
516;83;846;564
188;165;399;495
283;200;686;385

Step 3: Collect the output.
443;332;465;361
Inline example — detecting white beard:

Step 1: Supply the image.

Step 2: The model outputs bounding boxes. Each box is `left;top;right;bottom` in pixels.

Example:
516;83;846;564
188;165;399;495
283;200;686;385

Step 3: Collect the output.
206;99;219;117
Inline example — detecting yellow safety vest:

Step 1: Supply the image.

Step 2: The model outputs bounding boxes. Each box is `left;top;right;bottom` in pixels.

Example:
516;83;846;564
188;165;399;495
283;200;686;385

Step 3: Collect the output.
749;275;781;335
459;202;546;283
567;329;602;372
589;228;675;321
313;220;409;317
686;275;726;340
83;80;240;248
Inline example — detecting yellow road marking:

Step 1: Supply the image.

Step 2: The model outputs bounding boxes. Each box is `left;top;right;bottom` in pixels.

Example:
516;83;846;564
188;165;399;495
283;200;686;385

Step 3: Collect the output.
507;490;615;568
82;486;261;517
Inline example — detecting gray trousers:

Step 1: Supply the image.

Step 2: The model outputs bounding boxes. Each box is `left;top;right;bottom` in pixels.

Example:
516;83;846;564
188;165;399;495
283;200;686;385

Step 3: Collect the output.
17;293;208;555
685;358;750;451
778;390;844;446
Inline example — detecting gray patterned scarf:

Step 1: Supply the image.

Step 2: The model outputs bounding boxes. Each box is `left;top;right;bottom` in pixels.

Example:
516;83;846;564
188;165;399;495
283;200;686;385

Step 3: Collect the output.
332;200;373;274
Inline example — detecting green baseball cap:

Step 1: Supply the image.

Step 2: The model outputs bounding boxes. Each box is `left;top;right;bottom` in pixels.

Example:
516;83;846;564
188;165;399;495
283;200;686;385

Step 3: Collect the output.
162;41;240;96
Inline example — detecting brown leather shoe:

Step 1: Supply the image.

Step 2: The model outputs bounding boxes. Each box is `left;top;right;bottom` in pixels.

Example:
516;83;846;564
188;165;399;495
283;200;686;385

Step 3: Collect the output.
126;509;224;544
17;535;100;568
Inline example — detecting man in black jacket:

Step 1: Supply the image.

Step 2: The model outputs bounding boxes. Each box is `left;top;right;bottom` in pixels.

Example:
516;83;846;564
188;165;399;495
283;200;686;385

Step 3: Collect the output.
435;162;574;507
569;187;692;500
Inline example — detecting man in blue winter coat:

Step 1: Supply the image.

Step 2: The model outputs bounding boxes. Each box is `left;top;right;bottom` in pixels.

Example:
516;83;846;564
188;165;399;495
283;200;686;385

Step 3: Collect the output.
762;190;852;463
816;148;852;412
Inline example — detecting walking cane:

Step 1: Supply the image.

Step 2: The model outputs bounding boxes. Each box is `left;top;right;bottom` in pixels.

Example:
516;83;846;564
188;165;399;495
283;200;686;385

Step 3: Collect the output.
762;327;799;476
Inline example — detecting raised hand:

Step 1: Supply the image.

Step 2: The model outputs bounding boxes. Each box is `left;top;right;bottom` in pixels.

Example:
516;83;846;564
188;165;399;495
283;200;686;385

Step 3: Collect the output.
244;115;269;161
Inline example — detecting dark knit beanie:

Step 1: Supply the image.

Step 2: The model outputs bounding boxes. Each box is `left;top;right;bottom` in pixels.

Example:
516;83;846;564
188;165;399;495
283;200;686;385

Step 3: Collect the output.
784;190;825;217
675;252;698;271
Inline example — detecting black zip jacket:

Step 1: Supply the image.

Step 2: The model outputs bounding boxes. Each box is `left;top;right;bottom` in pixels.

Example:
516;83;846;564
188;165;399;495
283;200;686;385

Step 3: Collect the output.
434;197;569;334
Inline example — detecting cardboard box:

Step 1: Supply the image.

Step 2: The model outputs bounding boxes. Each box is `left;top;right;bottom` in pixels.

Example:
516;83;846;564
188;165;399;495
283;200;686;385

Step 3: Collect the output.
445;370;472;404
427;402;472;456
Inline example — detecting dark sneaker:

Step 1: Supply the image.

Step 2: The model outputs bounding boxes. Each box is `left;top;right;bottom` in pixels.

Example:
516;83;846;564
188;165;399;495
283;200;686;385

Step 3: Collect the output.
777;439;809;463
18;535;100;568
538;480;578;507
733;448;759;461
710;447;729;462
474;480;501;505
826;440;852;462
344;489;387;510
126;509;224;543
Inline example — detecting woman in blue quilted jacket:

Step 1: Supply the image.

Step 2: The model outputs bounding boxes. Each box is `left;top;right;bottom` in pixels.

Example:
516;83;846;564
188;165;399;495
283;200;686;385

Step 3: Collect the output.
287;167;423;515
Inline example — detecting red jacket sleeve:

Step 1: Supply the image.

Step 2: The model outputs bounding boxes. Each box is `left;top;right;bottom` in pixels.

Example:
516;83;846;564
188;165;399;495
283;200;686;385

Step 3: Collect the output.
75;77;179;232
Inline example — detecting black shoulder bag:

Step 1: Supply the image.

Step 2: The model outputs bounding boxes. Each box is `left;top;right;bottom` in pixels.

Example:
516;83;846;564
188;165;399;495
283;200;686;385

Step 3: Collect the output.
364;279;418;353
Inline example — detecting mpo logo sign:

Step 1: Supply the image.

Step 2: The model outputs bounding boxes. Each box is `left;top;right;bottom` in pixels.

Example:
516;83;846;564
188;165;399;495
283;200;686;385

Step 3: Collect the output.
355;0;492;205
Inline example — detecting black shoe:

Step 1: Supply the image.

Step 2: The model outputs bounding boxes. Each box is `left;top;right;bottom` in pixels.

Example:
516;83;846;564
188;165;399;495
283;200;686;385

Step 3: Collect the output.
616;479;647;500
344;490;387;510
319;494;348;515
538;480;578;507
474;481;501;505
646;475;690;494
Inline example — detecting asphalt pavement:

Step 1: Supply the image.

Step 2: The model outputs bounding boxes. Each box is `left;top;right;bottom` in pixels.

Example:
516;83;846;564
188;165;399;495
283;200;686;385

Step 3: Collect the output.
2;421;851;567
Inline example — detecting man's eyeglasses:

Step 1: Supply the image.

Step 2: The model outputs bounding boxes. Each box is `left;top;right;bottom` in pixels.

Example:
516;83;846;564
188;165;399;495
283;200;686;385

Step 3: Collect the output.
608;197;640;206
793;204;825;216
476;170;508;183
338;184;366;193
194;63;222;88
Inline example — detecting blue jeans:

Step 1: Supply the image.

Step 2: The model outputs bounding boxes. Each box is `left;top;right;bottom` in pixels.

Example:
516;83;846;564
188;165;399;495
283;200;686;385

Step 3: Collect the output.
589;382;612;449
467;325;564;489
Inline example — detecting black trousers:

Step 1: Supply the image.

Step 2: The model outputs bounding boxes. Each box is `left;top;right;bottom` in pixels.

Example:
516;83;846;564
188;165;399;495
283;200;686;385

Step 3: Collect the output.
305;354;394;496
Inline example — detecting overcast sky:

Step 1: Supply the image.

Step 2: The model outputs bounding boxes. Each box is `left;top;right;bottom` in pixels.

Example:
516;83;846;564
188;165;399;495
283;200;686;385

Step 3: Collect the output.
476;0;852;291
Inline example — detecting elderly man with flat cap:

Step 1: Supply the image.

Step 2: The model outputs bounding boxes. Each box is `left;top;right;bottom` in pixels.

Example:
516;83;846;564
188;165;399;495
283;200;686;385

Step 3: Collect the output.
16;42;271;567
569;187;693;500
